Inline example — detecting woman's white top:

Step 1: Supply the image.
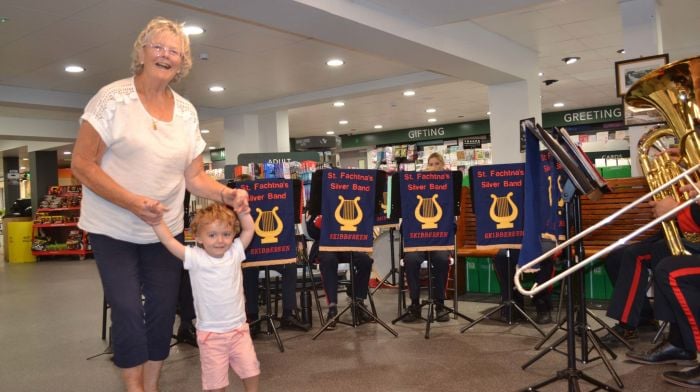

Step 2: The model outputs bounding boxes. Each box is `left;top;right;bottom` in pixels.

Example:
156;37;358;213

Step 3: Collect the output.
79;77;206;243
184;239;247;333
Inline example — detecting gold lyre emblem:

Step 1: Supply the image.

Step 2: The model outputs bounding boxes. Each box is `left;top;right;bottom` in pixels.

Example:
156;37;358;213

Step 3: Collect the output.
489;192;518;229
254;206;283;244
334;196;363;231
381;192;388;214
414;194;442;229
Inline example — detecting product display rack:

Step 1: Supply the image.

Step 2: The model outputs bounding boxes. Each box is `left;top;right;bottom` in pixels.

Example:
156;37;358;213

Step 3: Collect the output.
31;186;92;260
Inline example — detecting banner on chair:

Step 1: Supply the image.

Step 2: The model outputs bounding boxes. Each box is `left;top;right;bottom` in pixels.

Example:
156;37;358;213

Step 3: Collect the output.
399;171;454;252
470;163;525;249
237;179;297;267
319;169;377;252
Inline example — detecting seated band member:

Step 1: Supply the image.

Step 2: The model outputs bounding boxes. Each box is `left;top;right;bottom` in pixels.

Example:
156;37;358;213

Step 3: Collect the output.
493;243;555;324
306;213;373;328
402;152;451;323
234;174;310;334
604;195;700;345
637;255;700;389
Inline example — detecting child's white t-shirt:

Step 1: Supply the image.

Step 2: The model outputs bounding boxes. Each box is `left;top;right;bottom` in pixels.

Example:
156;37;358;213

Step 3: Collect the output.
184;239;247;333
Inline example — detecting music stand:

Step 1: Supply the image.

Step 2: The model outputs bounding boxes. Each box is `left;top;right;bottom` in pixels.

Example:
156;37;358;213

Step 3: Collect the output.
391;170;473;338
517;122;621;392
370;172;401;308
308;169;399;340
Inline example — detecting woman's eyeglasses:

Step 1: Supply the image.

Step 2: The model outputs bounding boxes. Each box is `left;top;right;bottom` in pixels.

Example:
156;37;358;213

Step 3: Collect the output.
144;43;182;58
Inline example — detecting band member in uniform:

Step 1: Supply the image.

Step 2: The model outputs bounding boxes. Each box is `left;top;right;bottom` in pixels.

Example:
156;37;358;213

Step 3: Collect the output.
401;152;451;323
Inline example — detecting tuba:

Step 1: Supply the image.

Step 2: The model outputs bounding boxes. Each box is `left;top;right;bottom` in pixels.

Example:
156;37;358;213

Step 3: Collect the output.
515;56;700;296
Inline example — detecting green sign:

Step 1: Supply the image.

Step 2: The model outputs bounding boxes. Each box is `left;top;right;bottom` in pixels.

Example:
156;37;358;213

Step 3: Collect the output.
210;148;226;162
542;105;623;127
341;120;489;148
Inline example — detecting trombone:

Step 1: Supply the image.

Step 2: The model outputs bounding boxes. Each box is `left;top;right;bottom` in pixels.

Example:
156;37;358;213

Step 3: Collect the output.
515;164;700;296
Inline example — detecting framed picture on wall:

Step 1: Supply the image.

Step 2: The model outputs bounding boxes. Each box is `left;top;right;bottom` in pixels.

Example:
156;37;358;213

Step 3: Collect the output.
615;53;669;97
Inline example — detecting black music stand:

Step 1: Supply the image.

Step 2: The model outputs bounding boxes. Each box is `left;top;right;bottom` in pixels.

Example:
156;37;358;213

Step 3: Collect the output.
249;266;285;352
460;249;545;335
518;123;621;392
308;169;399;340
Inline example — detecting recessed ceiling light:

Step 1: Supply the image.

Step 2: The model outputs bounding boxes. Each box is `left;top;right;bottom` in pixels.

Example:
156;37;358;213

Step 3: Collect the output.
326;58;344;67
487;111;491;116
427;118;437;123
209;85;225;92
0;17;9;23
374;125;383;129
63;151;72;155
553;102;565;108
403;90;416;97
326;131;335;135
208;146;216;150
538;72;544;77
338;120;348;125
22;158;28;161
425;108;436;113
333;101;345;107
183;25;205;36
65;65;85;73
201;129;210;134
562;56;580;65
617;49;625;54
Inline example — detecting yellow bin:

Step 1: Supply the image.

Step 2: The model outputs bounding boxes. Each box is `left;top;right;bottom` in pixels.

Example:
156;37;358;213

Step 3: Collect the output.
7;221;36;263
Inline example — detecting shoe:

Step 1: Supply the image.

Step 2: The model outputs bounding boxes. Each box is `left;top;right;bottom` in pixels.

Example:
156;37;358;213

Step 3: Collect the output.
249;321;261;339
535;310;552;325
401;304;422;323
435;304;450;322
280;315;310;332
626;341;697;365
355;301;374;324
663;364;700;389
325;307;338;330
600;324;638;346
176;324;198;347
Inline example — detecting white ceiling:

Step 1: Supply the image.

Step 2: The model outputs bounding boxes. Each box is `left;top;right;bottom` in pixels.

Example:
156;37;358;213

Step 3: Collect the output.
0;0;699;162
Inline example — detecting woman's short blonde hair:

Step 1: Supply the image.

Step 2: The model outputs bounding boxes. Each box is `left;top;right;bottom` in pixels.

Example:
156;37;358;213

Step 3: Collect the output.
130;17;192;83
426;152;445;169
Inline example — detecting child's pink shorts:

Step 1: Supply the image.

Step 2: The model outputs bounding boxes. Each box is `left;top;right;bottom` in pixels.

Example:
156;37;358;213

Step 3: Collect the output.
197;323;260;390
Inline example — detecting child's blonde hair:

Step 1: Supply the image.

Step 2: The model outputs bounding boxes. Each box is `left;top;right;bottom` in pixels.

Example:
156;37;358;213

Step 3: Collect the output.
190;203;238;237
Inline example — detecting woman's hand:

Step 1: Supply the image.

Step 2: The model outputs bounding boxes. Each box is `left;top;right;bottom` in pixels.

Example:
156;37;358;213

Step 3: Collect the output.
649;196;679;219
133;196;167;226
223;188;250;214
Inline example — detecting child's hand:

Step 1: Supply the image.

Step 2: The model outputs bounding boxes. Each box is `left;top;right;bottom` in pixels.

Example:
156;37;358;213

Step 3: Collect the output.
134;197;167;226
231;188;250;215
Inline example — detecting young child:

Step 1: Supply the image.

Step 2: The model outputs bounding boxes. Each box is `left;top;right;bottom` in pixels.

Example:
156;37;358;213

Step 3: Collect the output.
152;202;260;392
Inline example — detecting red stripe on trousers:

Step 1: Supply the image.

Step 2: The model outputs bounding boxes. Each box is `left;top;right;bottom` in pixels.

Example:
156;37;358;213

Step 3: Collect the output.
668;267;700;352
621;254;651;324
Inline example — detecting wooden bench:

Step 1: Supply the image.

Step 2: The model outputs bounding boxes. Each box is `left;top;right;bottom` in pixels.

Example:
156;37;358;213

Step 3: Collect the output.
457;176;657;260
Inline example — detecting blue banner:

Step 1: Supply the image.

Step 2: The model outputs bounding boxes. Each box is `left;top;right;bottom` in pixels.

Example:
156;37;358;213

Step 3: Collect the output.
237;179;297;267
400;171;454;252
471;163;525;249
319;169;377;252
518;127;566;268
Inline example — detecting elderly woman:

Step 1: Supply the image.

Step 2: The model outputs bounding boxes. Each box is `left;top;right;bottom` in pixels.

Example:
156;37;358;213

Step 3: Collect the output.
401;152;452;323
72;17;248;391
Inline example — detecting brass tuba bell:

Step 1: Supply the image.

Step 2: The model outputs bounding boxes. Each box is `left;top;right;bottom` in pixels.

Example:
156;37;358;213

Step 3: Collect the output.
627;56;700;255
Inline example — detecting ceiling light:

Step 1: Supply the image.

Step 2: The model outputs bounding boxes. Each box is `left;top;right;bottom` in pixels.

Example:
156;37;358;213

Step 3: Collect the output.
403;90;416;97
20;166;26;171
425;108;436;113
65;65;85;73
209;85;225;92
553;102;565;108
617;49;625;54
333;101;345;107
326;131;335;135
200;129;210;134
22;158;28;161
487;112;491;116
208;146;216;150
562;56;580;65
374;125;383;129
63;151;72;155
538;72;544;77
338;120;348;125
183;25;205;36
0;17;9;23
326;58;344;67
427;118;437;123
